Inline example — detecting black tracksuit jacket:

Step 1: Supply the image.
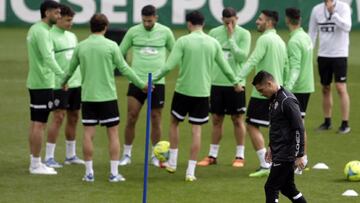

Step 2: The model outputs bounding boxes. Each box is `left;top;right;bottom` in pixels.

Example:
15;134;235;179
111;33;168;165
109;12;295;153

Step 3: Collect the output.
269;87;305;162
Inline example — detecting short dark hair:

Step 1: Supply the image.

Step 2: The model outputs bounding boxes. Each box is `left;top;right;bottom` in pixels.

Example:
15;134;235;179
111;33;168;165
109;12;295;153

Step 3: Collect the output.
141;5;156;16
261;10;279;27
90;13;109;33
40;0;60;19
186;10;204;26
252;71;275;86
222;7;237;18
60;4;75;17
285;8;301;25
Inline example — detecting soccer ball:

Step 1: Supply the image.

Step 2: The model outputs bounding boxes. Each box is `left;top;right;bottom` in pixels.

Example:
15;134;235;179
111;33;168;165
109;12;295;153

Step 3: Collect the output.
344;160;360;181
153;141;170;162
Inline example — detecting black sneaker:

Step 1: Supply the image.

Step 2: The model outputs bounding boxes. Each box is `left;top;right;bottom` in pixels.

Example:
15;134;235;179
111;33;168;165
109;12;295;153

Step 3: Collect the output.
337;126;351;134
316;123;332;131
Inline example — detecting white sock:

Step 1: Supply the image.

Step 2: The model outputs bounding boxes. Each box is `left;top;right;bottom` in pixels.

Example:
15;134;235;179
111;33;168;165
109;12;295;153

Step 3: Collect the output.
85;160;94;175
168;148;178;168
208;144;219;158
235;145;245;159
256;148;270;168
65;140;76;158
31;156;41;168
110;160;119;176
123;145;132;157
45;143;56;160
186;160;197;177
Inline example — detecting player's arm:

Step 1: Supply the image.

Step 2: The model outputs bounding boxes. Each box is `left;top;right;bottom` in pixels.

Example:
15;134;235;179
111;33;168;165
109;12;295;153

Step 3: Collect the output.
228;30;251;63
285;41;301;91
308;7;318;48
215;42;238;85
153;40;183;82
332;5;352;32
238;37;267;81
165;28;176;51
119;29;133;56
62;46;80;86
282;98;305;158
114;44;146;89
37;30;64;76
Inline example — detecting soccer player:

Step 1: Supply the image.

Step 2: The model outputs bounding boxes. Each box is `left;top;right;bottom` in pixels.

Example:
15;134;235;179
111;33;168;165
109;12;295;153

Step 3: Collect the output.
197;7;250;168
284;8;314;174
252;71;307;203
26;0;64;175
237;10;288;177
153;11;243;181
119;5;175;167
44;4;84;168
309;0;351;134
63;13;147;182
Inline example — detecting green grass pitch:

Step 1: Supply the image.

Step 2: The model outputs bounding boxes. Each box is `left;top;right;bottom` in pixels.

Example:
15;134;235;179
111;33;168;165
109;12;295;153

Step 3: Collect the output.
0;27;359;202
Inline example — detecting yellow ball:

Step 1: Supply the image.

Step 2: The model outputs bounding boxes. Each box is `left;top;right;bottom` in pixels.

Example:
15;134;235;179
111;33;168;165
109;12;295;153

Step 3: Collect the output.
153;141;170;162
344;160;360;181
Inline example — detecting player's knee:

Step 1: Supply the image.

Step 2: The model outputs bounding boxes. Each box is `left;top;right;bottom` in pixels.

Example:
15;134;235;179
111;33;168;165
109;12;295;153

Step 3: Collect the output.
322;85;331;94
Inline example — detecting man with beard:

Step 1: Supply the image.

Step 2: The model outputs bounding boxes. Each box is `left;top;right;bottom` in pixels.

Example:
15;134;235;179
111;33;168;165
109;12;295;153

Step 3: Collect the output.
237;10;288;178
26;0;64;175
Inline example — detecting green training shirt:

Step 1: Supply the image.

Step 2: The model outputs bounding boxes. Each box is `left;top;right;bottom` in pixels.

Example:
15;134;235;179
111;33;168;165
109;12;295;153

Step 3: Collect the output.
154;30;238;97
239;29;288;99
285;27;315;93
26;21;64;89
120;23;175;84
50;25;81;89
209;25;251;86
65;34;146;102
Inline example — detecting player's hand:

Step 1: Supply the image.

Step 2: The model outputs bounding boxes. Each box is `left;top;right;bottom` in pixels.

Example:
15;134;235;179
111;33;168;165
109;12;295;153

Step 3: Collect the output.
226;20;234;38
62;84;69;91
295;157;305;170
234;84;244;92
142;84;154;93
265;148;272;163
326;0;335;14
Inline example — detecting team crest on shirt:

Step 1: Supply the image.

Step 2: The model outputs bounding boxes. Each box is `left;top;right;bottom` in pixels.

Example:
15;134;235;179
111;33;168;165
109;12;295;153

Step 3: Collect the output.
48;101;54;109
274;101;278;110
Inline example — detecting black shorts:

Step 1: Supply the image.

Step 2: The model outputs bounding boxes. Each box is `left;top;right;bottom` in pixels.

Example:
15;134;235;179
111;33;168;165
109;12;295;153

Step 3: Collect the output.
81;100;119;127
318;57;347;85
210;85;246;115
53;87;81;110
171;92;209;125
246;97;270;127
294;93;310;118
127;83;164;109
29;89;54;123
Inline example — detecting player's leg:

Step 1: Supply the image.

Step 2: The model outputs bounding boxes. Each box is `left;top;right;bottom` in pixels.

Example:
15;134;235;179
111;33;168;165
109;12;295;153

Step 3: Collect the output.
229;87;246;167
120;84;144;165
231;113;246;167
247;98;271;177
166;92;187;173
64;87;84;164
107;124;125;182
149;84;165;167
81;101;98;182
280;162;307;203
198;86;224;166
264;162;285;203
45;89;69;168
82;125;96;182
186;96;209;181
28;89;57;175
334;57;350;134
317;57;333;130
45;109;65;168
